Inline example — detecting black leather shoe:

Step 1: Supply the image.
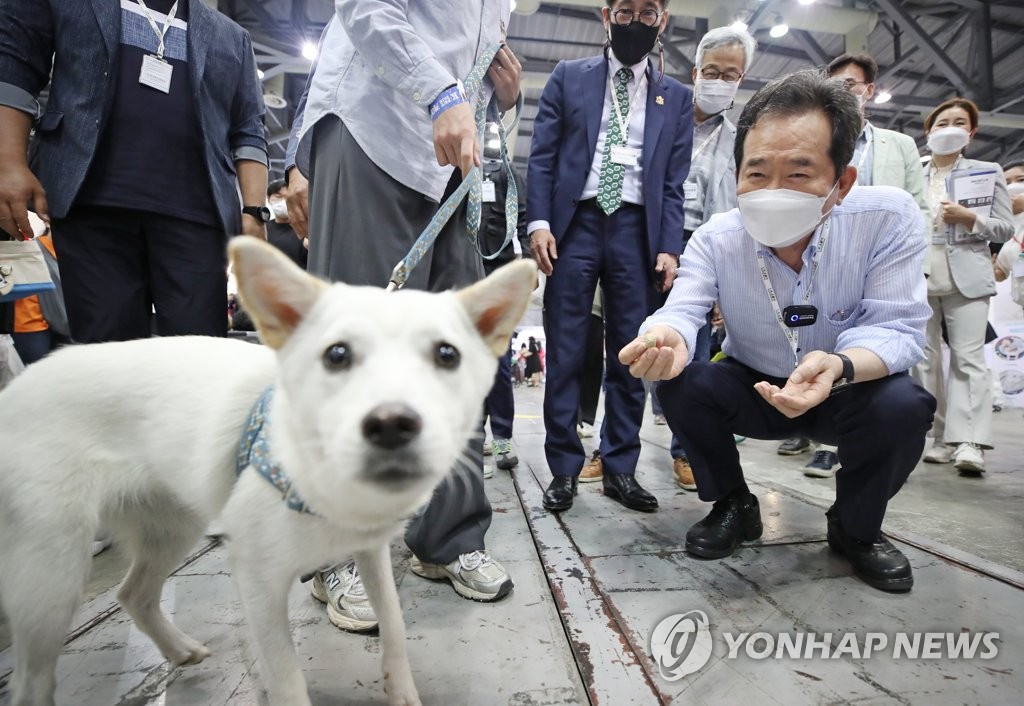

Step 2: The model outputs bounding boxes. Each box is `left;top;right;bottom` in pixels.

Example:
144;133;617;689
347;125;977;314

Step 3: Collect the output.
685;492;762;559
826;507;913;592
602;473;659;512
543;476;578;512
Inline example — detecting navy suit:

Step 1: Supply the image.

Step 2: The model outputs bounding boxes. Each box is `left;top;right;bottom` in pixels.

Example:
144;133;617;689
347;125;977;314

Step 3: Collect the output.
528;55;693;478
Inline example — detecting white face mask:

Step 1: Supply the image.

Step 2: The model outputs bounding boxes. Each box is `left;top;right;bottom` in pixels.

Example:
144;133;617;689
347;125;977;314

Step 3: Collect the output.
737;182;840;249
1007;182;1024;197
927;126;971;156
269;199;289;220
694;78;739;115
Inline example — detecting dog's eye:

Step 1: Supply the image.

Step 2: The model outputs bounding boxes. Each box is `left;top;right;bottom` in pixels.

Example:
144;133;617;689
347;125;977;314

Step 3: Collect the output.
323;343;353;370
434;342;461;369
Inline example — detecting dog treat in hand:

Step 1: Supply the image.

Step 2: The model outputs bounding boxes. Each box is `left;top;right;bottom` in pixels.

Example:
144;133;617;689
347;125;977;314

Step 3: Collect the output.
643;333;658;350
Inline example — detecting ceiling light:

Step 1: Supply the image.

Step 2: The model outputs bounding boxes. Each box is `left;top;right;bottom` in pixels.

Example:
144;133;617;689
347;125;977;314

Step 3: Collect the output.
257;69;265;80
730;20;748;31
301;41;317;61
874;91;892;104
769;15;789;38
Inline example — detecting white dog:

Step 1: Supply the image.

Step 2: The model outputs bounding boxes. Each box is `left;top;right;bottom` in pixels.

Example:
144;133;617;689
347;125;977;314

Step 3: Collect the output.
0;238;536;706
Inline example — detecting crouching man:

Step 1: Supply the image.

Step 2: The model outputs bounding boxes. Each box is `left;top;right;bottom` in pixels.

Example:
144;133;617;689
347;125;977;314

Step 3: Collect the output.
619;69;935;592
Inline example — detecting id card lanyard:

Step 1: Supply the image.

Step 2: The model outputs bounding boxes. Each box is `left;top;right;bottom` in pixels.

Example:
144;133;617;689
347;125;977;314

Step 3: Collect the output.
608;66;646;147
756;220;832;368
137;0;178;93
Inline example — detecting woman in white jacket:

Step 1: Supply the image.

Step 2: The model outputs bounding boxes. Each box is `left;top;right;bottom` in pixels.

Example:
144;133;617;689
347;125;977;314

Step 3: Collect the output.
919;98;1015;474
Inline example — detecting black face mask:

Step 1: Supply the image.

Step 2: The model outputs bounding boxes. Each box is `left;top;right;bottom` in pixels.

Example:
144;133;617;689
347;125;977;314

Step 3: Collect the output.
608;20;660;66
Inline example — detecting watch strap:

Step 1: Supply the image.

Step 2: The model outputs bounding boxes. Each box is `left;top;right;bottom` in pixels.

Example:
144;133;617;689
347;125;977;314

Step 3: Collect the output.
831;352;854;391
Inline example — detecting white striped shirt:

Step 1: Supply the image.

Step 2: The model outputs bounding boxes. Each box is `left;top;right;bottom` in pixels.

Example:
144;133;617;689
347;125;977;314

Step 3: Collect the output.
641;185;931;378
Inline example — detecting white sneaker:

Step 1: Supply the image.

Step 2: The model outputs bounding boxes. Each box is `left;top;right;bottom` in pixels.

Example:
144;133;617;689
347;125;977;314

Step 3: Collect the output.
410;550;513;602
577;422;595;439
310;561;379;632
952;443;985;475
922;441;952;464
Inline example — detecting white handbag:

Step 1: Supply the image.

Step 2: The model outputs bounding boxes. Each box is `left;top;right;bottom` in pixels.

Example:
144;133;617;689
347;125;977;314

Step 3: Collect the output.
0;238;55;302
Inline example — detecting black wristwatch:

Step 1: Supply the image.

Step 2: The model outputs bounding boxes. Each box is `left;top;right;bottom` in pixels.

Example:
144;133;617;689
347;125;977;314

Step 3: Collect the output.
831;352;855;393
242;205;272;223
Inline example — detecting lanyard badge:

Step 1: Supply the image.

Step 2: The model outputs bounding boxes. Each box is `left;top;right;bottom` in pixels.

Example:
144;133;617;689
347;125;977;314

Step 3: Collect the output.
137;0;178;93
756;220;832;367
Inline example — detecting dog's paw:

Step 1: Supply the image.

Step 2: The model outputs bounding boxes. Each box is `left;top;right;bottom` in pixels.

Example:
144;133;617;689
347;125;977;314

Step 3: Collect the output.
168;641;211;666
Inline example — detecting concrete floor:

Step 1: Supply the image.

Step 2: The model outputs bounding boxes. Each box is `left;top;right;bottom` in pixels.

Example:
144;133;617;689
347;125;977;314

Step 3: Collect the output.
1;384;1021;705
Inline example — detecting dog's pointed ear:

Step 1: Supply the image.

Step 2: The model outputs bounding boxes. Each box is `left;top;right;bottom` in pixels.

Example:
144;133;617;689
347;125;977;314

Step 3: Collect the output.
456;259;538;356
229;237;328;349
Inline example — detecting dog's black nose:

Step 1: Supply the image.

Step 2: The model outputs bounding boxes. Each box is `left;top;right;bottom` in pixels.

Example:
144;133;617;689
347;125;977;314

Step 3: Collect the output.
362;403;422;449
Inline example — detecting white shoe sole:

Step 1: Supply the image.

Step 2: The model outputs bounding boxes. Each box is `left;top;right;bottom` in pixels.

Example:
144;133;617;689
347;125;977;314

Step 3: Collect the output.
922;451;952;464
954;458;985;475
310;581;378;632
676;479;697;491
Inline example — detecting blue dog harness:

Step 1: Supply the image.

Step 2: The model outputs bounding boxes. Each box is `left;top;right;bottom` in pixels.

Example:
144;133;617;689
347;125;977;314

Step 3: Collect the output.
237;386;316;515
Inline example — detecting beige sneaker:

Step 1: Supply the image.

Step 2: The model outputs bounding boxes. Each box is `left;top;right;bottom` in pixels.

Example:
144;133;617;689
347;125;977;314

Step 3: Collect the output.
674;457;697;491
952;442;985;475
310;561;379;632
411;551;513;602
922;440;952;464
579;449;603;483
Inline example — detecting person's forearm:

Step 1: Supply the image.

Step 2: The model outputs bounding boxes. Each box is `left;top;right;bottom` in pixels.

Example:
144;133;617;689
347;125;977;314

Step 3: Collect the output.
0;106;33;165
236;159;268;207
830;347;889;383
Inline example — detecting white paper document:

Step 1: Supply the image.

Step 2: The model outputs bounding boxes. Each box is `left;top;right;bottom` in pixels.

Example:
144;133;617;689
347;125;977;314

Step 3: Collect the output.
946;168;997;243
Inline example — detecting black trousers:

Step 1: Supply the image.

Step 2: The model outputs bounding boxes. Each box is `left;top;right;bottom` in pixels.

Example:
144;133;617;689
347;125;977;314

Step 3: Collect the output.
51;205;228;342
657;358;936;543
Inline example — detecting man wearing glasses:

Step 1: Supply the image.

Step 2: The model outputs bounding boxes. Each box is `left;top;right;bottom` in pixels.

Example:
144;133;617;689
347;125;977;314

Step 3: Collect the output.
528;0;693;514
777;53;929;478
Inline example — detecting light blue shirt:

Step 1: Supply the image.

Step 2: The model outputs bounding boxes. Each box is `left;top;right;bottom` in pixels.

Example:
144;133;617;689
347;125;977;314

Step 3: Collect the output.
852;121;875;186
640;185;930;378
297;1;509;202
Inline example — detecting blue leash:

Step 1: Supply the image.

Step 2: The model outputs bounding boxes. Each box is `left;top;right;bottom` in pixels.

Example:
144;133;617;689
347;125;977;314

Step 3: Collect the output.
387;44;521;291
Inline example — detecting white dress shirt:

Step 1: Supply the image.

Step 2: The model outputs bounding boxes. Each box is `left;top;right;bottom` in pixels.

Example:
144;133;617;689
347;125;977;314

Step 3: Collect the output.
297;1;509;203
640;186;931;379
527;53;649;235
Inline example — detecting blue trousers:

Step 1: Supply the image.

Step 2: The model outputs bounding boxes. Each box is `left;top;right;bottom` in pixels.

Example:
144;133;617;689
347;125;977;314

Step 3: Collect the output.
656;358;935;543
485;352;514;440
543;201;657;477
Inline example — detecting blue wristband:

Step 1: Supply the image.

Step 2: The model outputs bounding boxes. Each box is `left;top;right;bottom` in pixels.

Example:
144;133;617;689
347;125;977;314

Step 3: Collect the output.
429;83;467;121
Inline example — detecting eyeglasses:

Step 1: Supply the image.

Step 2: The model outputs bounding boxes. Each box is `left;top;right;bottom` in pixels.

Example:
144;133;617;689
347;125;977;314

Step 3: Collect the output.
700;67;742;83
612;9;664;27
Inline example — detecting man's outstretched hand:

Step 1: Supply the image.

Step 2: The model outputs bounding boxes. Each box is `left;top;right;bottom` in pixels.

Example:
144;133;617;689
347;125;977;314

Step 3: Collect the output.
753;350;840;418
618;325;689;381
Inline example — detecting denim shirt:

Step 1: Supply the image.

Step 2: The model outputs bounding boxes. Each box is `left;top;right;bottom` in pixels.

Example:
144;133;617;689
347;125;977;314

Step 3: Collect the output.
297;1;510;202
0;0;267;233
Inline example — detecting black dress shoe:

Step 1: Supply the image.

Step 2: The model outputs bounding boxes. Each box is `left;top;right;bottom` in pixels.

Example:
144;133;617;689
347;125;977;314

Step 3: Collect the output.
543;476;578;512
685;492;762;559
826;506;913;592
602;473;659;512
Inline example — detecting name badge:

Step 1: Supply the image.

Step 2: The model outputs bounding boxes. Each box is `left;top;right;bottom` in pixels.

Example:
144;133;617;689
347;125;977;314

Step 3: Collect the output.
683;182;699;202
481;179;497;203
610;144;640;167
1013;257;1024;278
139;54;173;93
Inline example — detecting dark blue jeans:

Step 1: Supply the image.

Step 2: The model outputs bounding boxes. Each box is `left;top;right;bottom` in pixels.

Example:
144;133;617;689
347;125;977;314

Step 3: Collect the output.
657;358;935;543
485;353;514;440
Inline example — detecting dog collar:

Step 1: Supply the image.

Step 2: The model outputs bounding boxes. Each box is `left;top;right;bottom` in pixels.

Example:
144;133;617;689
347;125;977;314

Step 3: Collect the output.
237;386;317;516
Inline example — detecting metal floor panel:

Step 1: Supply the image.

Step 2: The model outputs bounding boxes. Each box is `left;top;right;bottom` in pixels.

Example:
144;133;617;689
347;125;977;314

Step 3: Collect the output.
1;386;1021;705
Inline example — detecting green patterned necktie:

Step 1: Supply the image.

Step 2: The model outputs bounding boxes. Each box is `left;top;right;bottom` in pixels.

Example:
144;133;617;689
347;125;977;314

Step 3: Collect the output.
597;67;634;215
